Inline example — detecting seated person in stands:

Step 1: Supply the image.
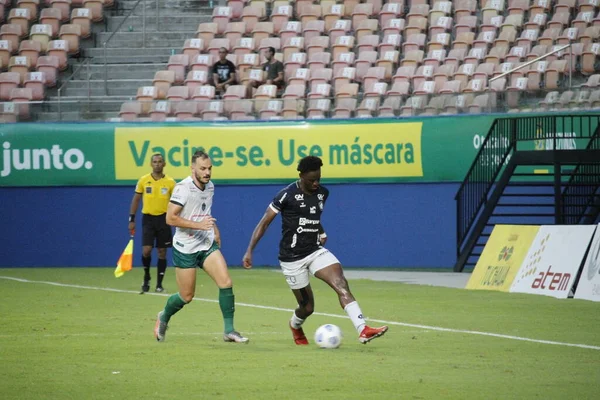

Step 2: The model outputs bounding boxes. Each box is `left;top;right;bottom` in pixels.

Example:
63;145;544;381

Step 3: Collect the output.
212;47;237;97
262;46;284;89
248;46;284;92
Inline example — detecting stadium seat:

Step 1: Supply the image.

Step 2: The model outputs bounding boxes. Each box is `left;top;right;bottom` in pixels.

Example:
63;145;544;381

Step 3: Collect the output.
58;24;81;55
8;9;32;37
36;55;59;86
71;8;92;38
18;40;41;67
167;55;189;85
0;72;21;100
167;86;191;102
150;101;173;121
332;97;357;118
8;56;31;83
307;51;331;72
47;40;68;71
119;101;143;121
1;25;24;52
23;71;45;100
183;39;205;61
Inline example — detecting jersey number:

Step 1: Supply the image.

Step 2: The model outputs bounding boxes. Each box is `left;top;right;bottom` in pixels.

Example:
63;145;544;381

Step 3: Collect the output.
291;234;297;248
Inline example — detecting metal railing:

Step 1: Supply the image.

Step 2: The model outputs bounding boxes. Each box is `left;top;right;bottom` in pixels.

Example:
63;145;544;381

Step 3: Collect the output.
57;58;92;121
103;0;145;95
490;42;573;89
102;0;214;95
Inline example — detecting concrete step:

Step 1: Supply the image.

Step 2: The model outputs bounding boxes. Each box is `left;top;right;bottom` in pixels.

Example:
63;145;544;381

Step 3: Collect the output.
85;47;173;63
56;79;150;97
97;31;195;48
69;63;166;80
107;15;209;32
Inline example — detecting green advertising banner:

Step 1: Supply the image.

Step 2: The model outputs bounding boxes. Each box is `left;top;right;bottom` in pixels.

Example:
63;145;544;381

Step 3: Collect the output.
0;114;592;187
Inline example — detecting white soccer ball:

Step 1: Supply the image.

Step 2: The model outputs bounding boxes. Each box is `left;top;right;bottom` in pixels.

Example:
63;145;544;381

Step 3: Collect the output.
314;324;343;349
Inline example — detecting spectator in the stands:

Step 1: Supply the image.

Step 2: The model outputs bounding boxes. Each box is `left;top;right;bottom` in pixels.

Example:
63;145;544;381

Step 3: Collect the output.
212;47;236;97
248;47;284;94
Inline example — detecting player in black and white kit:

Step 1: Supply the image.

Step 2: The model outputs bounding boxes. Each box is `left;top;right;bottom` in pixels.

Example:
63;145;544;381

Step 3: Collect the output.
243;156;388;345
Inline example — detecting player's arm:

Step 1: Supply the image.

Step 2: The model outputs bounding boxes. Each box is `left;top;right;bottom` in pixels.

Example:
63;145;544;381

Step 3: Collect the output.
213;222;221;247
166;201;215;230
128;190;142;234
319;224;327;246
242;206;278;269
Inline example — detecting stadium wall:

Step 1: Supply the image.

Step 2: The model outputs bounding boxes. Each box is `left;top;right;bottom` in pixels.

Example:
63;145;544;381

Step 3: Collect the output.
0;183;457;268
1;113;589;268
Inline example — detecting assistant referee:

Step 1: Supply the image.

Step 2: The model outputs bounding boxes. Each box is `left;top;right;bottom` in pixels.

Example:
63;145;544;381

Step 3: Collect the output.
128;153;176;293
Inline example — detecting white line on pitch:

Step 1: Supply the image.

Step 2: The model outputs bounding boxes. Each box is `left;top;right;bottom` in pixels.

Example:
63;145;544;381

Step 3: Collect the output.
1;275;599;351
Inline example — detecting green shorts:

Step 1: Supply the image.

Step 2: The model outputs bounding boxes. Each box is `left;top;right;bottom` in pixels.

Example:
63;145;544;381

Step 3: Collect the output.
173;241;220;269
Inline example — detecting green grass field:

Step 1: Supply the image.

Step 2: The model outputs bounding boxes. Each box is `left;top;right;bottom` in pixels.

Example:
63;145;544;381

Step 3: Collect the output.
1;268;599;400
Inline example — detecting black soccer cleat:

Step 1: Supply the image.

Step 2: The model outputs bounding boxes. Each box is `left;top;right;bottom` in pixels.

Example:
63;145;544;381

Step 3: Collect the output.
155;286;165;293
140;280;150;294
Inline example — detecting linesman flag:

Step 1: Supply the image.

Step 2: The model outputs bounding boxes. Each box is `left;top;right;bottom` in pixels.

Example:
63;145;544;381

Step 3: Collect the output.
114;236;134;278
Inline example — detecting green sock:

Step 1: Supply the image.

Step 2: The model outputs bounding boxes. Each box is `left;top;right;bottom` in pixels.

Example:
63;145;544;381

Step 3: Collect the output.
162;293;187;323
219;287;235;334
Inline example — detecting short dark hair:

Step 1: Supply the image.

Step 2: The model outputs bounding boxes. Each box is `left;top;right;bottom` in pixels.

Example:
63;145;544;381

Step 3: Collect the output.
219;47;228;53
151;153;164;161
192;150;209;164
297;156;323;173
267;46;276;55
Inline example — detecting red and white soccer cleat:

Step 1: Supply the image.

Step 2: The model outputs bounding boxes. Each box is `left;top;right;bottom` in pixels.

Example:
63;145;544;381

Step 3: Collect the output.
289;322;309;345
359;325;389;344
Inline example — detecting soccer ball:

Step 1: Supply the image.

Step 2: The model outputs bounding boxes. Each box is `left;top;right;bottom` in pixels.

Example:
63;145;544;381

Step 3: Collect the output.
314;324;343;349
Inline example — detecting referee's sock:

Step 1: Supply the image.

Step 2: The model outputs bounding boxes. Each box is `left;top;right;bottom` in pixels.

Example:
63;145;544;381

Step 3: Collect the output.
142;256;151;281
157;258;167;287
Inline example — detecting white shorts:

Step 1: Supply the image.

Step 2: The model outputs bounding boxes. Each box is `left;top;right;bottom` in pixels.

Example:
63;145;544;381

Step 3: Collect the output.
279;248;340;290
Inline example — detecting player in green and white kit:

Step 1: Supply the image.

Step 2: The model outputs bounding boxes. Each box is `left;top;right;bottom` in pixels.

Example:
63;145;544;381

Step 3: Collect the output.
154;150;248;343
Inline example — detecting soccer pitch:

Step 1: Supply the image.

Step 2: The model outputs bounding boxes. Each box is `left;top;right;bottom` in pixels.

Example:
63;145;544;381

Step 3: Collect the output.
1;268;599;400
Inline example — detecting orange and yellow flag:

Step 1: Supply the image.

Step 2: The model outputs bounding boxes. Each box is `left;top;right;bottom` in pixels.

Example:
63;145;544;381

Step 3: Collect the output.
114;237;134;278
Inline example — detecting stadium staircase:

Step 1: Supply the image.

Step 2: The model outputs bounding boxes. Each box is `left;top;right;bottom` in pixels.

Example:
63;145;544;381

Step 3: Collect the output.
40;0;215;121
455;113;600;272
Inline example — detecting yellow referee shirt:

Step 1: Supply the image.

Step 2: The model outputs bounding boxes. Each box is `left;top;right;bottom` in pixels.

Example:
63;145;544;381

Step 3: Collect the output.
135;174;176;216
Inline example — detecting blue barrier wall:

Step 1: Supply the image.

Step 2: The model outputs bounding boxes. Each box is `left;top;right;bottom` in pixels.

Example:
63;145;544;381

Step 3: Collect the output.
0;183;458;268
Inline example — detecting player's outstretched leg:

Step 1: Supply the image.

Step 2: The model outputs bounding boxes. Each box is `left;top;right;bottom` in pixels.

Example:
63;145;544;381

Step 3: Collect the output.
154;311;168;342
154;293;189;342
288;286;314;345
204;250;249;344
315;262;389;344
358;325;389;344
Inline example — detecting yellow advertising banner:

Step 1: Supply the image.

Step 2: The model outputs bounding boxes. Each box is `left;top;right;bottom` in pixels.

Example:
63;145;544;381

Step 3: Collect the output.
114;122;423;182
466;225;540;292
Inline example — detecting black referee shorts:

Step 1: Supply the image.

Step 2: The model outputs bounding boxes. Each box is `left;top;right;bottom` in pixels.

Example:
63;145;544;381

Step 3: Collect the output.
142;213;173;248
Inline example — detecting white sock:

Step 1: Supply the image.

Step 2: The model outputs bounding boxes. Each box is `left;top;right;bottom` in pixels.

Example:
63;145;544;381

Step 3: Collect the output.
344;301;366;334
290;312;305;329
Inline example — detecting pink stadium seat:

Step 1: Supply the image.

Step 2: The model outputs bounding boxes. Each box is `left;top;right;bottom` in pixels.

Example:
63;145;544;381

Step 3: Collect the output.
167;86;190;102
0;40;13;69
1;25;24;52
36;55;59;87
224;22;246;43
378;96;402;117
167;54;189;85
272;5;293;35
23;71;45;100
212;7;232;35
8;9;32;37
241;6;261;34
0;72;21;100
196;23;218;43
58;24;81;55
280;21;302;45
185;70;209;92
47;40;68;71
332;97;357;119
18;40;41;67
